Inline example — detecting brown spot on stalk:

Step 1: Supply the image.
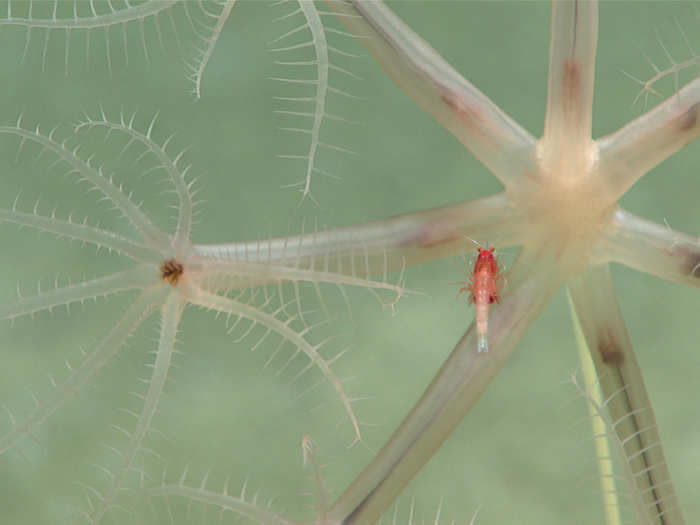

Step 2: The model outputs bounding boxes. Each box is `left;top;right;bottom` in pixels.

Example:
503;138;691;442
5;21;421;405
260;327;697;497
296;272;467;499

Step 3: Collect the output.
561;60;581;125
688;252;700;278
678;102;699;132
160;259;184;286
414;223;459;249
598;329;624;365
672;244;700;278
441;91;484;131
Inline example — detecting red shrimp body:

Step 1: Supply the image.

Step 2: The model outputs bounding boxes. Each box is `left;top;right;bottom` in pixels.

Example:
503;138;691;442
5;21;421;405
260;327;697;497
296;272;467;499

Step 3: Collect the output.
457;246;500;352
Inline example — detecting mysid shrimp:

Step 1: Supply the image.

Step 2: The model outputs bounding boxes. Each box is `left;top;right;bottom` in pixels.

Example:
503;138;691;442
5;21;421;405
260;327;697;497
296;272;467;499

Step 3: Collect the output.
457;244;505;352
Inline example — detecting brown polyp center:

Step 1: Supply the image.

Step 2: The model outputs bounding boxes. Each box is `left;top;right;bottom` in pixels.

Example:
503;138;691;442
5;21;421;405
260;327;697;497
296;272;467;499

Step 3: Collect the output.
160;259;184;286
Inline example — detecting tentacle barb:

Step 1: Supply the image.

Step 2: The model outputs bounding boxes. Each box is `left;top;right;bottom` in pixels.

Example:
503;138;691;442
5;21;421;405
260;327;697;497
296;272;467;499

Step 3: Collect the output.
0;123;169;249
567;264;685;525
180;282;363;445
0;286;167;456
88;292;184;524
75;113;198;257
0;266;158;322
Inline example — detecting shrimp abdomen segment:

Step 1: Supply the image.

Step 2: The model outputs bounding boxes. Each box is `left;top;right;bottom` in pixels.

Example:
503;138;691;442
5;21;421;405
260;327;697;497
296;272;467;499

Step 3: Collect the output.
474;299;490;352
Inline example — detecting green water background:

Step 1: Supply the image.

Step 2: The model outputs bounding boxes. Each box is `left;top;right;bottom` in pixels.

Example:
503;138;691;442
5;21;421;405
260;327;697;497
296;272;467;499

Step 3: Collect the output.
0;2;698;524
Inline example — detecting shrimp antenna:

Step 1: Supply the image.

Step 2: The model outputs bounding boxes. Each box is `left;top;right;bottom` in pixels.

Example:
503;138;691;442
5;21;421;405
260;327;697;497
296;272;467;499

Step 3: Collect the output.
461;235;483;249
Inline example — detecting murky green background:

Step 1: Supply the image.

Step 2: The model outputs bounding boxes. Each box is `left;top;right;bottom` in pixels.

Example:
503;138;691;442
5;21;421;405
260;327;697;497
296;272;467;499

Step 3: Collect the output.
0;2;698;524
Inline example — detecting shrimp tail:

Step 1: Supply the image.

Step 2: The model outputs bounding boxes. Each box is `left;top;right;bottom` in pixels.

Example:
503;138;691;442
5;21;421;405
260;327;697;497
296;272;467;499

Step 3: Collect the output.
477;333;489;353
475;300;490;352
